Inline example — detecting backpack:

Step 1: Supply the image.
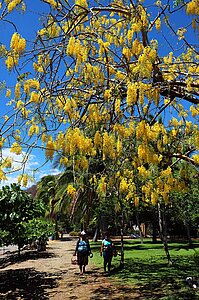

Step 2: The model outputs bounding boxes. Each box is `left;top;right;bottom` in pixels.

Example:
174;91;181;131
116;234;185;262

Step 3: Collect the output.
102;239;113;252
77;240;88;253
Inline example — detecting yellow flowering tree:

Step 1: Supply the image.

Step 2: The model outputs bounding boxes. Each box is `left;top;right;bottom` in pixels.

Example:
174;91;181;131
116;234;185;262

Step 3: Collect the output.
0;1;198;223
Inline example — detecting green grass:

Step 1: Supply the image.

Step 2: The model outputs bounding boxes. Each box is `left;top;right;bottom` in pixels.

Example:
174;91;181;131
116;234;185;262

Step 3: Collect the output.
90;238;199;300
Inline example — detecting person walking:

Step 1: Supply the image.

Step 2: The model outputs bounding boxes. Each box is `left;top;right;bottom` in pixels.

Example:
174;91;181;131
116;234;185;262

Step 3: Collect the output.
100;233;116;275
74;230;91;275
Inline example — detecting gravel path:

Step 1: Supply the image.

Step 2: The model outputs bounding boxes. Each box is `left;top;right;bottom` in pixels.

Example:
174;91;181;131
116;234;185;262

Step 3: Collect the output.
0;236;142;299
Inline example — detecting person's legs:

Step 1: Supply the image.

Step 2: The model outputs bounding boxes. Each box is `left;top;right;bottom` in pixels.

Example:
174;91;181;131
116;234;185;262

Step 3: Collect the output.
107;256;112;273
79;265;83;274
103;252;108;272
103;259;107;272
83;265;86;273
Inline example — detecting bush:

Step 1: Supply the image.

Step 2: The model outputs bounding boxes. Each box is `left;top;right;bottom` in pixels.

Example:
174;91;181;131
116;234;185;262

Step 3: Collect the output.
69;231;79;236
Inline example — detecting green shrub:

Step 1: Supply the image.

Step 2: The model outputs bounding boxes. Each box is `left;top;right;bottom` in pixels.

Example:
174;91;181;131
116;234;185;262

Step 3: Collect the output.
69;231;79;236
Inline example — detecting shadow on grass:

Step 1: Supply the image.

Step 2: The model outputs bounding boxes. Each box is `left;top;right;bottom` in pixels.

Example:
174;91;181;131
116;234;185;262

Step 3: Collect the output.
91;284;140;300
123;240;199;252
91;239;199;250
0;267;60;299
0;250;55;269
110;257;199;300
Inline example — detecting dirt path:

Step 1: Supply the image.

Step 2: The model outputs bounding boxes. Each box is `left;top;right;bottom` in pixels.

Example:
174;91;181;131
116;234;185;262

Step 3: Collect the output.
0;236;142;299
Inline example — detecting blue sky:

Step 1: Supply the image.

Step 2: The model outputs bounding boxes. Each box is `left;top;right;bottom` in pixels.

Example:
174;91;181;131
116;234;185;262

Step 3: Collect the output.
0;1;198;187
0;1;60;187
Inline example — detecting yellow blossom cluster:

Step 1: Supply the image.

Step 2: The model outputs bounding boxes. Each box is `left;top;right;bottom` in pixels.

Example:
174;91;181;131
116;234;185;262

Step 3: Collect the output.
62;97;79;121
125;182;136;202
18;174;28;187
10;142;22;155
66;37;88;70
115;99;121;113
33;54;47;73
45;139;55;159
94;131;102;148
0;168;7;181
10;32;26;54
24;79;40;94
28;124;39;137
7;0;21;13
47;17;60;38
138;47;157;79
193;130;199;149
136;120;164;142
132;39;143;56
5;54;19;71
127;82;138;105
75;0;88;9
186;0;199;15
98;39;110;58
38;16;60;38
138;165;151;179
80;156;89;170
0;138;5;149
119;177;128;193
116;137;122;156
30;91;40;103
83;64;104;86
155;18;161;31
67;184;76;198
59;157;68;167
138;143;160;164
113;124;131;138
142;181;153;202
44;0;57;8
151;191;158;206
102;132;116;160
59;128;93;157
14;82;21;98
6;89;11;98
6;32;26;70
2;157;12;169
97;176;107;197
193;154;199;165
122;47;132;61
87;104;102;124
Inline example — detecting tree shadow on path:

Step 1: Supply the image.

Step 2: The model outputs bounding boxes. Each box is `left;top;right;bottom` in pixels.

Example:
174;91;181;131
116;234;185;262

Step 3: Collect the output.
0;250;55;269
0;267;60;299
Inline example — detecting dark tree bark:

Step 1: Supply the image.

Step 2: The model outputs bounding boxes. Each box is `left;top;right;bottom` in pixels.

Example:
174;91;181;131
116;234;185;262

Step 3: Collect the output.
92;224;99;242
158;203;172;264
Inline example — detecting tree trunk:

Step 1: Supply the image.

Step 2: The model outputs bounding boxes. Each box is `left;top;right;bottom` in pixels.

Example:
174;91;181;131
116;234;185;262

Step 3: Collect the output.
184;220;192;247
18;245;21;257
152;209;157;243
55;214;59;240
136;212;144;244
158;203;172;264
120;227;124;269
152;221;157;243
92;224;99;242
100;214;107;237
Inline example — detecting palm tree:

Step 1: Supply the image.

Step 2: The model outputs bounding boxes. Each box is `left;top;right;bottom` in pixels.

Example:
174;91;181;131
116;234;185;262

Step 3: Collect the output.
36;175;60;239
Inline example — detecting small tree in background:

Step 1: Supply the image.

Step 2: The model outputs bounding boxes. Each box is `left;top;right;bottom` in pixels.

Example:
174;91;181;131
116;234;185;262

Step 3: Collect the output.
0;183;52;255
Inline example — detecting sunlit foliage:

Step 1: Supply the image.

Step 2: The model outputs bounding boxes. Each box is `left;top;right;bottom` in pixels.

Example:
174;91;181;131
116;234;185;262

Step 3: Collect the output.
0;1;198;208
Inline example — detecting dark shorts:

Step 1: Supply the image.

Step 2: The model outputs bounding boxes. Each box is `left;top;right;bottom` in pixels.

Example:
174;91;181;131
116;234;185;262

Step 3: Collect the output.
77;251;88;266
103;250;113;262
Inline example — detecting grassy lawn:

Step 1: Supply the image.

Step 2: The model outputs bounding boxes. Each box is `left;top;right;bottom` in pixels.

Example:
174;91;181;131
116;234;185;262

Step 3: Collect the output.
90;238;199;299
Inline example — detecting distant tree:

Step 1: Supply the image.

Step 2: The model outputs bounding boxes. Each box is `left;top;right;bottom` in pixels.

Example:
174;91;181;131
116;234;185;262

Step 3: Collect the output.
168;164;199;244
0;183;49;255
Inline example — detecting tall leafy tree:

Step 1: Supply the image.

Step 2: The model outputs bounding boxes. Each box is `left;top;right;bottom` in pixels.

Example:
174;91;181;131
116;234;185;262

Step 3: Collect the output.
0;0;198;261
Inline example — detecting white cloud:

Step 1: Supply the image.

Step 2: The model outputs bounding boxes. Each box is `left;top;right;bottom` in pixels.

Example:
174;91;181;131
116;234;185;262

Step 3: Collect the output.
35;167;60;181
0;149;59;188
